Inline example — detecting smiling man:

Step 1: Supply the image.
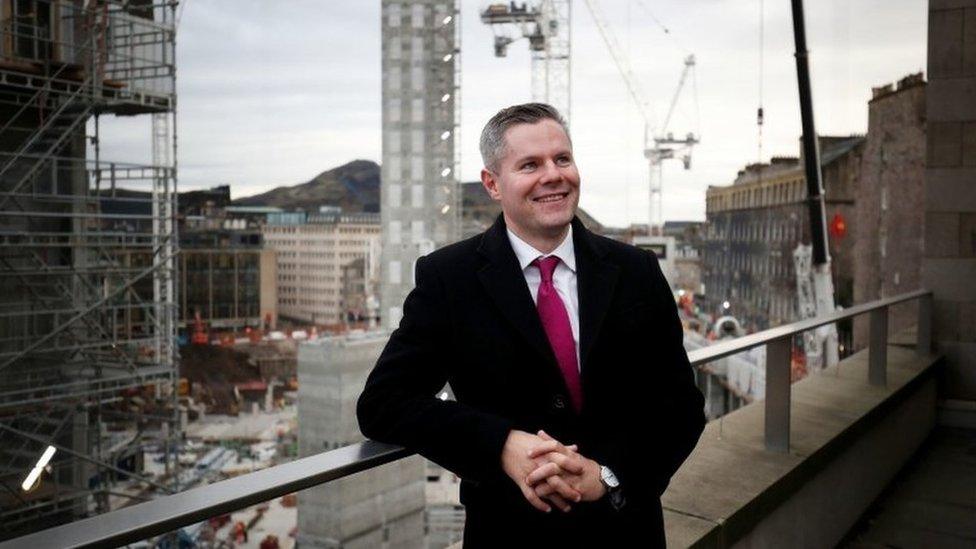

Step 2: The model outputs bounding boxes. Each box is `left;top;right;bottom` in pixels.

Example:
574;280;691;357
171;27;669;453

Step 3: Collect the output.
357;103;705;547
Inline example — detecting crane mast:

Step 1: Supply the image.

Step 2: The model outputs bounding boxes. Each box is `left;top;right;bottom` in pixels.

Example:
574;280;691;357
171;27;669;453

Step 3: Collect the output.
480;1;572;124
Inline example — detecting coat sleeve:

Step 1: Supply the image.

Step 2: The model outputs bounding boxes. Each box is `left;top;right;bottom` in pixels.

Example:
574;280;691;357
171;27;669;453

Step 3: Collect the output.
356;254;514;485
594;250;706;505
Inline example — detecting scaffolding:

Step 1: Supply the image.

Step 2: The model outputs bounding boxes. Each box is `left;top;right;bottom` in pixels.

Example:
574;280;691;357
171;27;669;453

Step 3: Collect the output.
0;0;178;538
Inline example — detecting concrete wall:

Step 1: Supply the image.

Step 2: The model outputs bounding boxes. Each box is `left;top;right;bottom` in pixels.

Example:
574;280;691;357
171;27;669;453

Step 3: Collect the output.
925;0;976;400
662;345;942;548
731;377;937;548
296;334;426;548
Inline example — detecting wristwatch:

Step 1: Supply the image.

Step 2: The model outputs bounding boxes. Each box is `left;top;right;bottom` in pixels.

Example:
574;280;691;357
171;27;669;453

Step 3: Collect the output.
599;465;626;510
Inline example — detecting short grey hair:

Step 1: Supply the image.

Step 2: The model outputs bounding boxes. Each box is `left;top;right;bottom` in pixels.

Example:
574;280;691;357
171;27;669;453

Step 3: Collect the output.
479;102;571;173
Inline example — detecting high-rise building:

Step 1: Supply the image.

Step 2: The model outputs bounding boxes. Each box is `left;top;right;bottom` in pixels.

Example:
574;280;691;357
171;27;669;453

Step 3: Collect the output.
380;0;461;331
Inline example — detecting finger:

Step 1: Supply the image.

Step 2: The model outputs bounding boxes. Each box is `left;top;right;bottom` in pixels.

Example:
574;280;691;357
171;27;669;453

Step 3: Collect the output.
543;492;573;513
546;474;582;503
567;444;579;452
527;440;560;459
538;429;554;441
525;461;561;485
519;482;551;513
547;452;585;474
530;452;585;476
533;483;572;512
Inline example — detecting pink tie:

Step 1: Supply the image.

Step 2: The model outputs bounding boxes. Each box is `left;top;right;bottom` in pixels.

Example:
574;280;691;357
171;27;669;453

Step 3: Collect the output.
532;256;582;414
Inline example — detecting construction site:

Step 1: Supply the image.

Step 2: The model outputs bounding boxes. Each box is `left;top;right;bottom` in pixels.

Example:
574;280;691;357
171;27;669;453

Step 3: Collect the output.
1;1;962;548
0;0;183;538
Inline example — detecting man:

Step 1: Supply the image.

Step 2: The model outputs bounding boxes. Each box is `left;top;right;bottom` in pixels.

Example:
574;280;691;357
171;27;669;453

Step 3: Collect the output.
357;103;705;547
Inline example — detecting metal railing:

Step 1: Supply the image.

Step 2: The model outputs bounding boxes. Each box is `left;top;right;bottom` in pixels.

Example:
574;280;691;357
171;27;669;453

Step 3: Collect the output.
1;289;933;548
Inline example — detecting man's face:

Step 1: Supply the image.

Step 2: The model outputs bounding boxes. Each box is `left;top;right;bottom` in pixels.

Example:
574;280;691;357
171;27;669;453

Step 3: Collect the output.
481;118;580;242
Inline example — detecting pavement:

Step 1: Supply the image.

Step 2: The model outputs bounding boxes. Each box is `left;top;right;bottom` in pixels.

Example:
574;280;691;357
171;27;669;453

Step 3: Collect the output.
841;426;976;549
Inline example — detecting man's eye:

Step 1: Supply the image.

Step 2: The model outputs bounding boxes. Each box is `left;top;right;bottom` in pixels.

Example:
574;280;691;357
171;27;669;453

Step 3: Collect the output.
557;156;572;165
521;162;536;170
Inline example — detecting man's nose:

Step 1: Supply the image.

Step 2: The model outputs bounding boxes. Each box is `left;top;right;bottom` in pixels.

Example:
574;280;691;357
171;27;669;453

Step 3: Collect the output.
538;159;563;184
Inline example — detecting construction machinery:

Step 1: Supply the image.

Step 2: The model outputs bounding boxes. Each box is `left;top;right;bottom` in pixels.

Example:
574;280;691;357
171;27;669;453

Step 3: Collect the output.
480;1;572;123
581;0;699;235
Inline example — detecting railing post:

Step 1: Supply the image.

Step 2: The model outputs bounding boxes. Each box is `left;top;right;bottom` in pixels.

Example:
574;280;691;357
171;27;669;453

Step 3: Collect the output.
869;305;888;386
916;293;932;356
765;335;792;453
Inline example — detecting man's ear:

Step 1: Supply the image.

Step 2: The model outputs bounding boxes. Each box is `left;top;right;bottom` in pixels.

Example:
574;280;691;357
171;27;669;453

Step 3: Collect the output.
481;168;501;201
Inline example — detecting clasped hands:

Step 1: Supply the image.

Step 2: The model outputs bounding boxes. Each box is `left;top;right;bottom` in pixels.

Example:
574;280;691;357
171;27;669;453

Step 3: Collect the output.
500;429;606;513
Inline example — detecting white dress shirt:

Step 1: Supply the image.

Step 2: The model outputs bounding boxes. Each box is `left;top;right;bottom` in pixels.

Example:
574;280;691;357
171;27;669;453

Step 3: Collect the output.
506;225;581;371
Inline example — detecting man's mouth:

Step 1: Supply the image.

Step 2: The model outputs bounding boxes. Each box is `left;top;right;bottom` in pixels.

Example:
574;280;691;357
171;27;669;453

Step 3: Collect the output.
533;192;569;203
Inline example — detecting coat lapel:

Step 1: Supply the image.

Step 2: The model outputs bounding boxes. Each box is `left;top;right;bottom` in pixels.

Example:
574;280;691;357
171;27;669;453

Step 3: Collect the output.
572;216;619;376
475;214;620;385
476;215;558;367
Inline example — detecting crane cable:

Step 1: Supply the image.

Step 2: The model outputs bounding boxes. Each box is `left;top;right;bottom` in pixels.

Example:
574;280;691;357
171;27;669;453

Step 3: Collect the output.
757;0;765;167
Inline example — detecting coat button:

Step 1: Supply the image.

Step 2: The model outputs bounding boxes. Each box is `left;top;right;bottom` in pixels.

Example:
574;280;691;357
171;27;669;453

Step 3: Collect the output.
552;395;566;410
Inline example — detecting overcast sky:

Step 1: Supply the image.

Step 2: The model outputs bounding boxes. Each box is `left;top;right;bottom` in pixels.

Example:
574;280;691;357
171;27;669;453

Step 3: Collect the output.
94;0;928;228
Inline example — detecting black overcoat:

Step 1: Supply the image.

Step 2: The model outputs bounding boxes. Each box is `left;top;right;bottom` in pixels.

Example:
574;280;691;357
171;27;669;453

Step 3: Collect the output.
357;214;706;548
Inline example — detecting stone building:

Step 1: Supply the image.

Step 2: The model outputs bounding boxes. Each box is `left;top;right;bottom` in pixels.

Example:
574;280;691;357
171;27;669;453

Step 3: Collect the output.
925;1;976;400
263;211;381;326
702;136;862;334
853;74;927;349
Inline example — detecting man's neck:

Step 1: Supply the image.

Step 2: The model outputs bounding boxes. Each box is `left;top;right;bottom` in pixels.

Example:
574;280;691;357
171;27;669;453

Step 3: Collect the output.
505;217;571;255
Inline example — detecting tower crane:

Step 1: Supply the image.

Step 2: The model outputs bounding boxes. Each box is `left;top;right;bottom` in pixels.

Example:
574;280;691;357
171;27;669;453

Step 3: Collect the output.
480;1;572;123
582;0;699;235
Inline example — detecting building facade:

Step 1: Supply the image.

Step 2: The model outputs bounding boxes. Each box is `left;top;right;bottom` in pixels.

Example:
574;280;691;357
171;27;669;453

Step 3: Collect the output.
263;211;380;326
924;1;976;401
179;227;278;333
702;136;862;334
853;74;927;349
380;0;461;330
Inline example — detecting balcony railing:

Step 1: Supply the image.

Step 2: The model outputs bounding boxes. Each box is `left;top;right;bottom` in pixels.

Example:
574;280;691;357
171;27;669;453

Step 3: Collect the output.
1;289;932;549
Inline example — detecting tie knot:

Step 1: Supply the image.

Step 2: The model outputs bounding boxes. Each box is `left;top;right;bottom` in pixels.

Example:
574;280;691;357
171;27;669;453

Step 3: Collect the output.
532;255;561;282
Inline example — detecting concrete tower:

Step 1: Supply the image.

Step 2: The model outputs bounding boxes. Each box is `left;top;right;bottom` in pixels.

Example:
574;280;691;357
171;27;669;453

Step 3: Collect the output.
381;0;461;330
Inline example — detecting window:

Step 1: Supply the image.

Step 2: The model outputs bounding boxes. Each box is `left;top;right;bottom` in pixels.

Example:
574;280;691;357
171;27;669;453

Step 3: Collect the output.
389;221;401;244
388;184;401;208
411;66;424;92
387;130;401;153
411;128;424;152
387;4;401;27
412;220;424;242
388;68;401;93
411;36;424;61
412;99;425;124
411;156;424;181
387;97;401;121
387;155;401;181
389;37;402;60
389;260;402;284
412;185;424;207
411;4;424;28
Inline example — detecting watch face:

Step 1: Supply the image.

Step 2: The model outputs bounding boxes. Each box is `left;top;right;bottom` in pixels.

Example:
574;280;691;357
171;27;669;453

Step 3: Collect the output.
601;466;620;488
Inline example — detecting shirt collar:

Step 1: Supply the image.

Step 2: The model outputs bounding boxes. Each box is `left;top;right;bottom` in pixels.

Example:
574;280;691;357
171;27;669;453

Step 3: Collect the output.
506;224;576;273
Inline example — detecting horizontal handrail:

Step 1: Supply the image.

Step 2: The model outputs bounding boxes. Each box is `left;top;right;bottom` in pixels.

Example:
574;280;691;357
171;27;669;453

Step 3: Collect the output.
687;288;930;366
1;289;933;548
1;441;411;549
